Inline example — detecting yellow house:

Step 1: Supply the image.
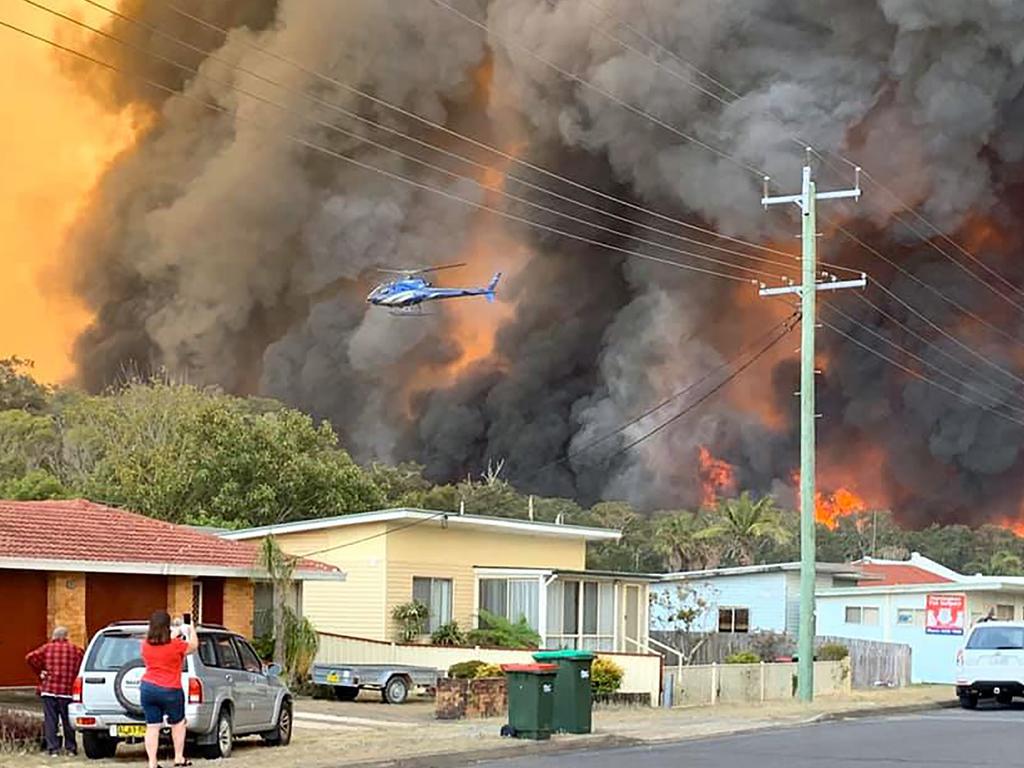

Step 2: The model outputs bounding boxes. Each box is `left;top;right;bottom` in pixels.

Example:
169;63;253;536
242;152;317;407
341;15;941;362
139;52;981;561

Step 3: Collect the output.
222;508;653;653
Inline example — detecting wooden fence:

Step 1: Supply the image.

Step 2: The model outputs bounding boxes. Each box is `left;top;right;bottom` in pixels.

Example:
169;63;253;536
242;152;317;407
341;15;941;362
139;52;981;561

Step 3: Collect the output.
316;632;664;705
650;631;911;688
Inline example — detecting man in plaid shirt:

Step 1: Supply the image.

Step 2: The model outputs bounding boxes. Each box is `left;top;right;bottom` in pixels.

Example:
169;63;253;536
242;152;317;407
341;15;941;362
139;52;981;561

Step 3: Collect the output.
25;627;85;756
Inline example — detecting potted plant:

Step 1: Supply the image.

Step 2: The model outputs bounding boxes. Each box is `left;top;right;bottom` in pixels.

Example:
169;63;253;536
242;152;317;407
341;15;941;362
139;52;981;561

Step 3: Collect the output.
392;601;429;642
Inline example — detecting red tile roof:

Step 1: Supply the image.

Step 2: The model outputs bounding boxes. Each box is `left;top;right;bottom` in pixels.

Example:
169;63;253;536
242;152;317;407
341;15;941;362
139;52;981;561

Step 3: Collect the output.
0;499;336;577
856;562;953;587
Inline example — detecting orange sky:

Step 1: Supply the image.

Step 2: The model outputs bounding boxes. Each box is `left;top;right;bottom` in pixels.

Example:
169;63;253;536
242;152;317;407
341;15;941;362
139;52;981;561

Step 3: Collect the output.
0;1;134;383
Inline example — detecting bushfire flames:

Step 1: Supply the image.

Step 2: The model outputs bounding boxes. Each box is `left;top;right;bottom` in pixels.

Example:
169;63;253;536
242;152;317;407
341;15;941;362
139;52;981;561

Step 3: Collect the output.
697;446;737;508
814;487;869;528
696;453;869;529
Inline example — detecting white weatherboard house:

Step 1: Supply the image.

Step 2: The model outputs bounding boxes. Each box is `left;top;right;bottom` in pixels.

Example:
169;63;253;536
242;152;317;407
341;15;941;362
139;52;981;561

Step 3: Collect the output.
650;562;865;635
817;553;1024;684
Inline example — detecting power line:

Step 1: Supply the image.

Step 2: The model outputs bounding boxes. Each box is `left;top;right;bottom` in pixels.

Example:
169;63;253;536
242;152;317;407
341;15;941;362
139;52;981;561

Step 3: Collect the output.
159;0;801;267
579;0;742;104
854;289;1024;400
821;312;1024;431
27;0;791;284
0;15;762;286
522;310;799;481
428;0;766;178
825;300;1024;420
75;0;798;278
572;1;1024;320
296;511;450;559
828;216;1024;352
595;311;798;463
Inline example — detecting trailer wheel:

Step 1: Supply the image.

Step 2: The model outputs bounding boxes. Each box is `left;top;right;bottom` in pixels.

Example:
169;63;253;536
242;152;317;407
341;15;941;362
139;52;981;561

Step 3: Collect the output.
382;676;410;705
333;686;359;702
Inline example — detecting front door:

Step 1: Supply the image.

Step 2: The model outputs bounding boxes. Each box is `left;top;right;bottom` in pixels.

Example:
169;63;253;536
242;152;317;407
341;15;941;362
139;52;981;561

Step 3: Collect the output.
624;585;641;653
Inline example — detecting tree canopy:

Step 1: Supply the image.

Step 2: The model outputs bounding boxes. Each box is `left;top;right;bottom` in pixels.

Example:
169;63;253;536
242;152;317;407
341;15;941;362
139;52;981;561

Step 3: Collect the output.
1;362;1024;574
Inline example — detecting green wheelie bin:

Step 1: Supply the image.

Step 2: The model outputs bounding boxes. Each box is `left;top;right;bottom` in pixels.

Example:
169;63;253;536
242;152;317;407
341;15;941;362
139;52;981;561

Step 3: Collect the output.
501;663;558;740
533;649;595;734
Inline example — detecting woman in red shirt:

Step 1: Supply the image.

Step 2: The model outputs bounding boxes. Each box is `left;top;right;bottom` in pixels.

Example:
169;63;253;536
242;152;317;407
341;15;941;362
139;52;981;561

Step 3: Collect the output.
140;610;199;768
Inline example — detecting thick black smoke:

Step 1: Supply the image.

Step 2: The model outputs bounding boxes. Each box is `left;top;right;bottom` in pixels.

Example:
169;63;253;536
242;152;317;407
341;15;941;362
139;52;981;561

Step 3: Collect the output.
64;0;1024;522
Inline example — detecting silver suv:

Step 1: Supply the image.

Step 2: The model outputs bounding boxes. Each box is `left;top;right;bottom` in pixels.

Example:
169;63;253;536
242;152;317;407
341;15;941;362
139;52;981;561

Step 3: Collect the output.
70;621;293;760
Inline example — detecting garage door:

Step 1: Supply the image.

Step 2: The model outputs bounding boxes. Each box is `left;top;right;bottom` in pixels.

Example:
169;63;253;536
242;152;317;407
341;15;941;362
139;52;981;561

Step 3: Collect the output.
0;569;47;686
86;573;168;637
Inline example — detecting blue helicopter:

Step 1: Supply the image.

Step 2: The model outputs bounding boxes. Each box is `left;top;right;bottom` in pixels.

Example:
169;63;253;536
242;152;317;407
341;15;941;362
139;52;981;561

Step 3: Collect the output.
366;263;502;313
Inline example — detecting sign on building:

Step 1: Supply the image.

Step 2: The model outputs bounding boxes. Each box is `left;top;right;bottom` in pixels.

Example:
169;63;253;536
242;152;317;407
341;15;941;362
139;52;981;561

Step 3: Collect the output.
925;593;966;635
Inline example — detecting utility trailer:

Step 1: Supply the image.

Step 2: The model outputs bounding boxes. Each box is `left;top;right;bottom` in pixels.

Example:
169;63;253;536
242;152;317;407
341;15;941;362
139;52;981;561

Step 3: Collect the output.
311;663;440;704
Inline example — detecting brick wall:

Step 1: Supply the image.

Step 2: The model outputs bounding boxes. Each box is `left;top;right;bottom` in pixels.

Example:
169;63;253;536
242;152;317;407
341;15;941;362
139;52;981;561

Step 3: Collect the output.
435;678;468;720
167;576;192;621
47;572;87;646
466;677;507;719
435;677;507;720
222;579;254;637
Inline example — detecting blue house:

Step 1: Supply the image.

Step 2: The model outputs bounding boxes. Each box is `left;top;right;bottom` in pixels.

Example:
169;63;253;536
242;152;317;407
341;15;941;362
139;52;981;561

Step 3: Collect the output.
816;553;1024;683
650;562;864;635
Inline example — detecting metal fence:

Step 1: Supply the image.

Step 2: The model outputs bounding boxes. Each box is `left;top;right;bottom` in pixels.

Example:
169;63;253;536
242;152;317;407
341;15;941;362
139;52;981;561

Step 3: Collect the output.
650;631;911;689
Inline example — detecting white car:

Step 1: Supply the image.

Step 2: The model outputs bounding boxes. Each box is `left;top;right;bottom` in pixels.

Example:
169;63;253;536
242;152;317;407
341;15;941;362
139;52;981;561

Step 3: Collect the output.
955;621;1024;709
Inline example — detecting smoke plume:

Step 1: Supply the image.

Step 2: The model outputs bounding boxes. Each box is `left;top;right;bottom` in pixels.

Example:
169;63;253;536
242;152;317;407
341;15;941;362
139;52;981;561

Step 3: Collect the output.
61;0;1024;524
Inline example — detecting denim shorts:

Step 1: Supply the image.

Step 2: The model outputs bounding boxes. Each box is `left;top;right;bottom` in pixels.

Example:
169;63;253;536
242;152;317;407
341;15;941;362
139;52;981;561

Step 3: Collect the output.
139;681;185;725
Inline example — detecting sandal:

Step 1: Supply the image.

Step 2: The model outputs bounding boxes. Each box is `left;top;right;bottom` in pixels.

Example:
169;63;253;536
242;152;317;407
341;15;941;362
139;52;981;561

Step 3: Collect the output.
174;762;193;767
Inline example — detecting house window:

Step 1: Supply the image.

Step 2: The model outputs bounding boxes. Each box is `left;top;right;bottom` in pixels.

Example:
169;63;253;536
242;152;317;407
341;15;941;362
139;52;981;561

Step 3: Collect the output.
718;607;750;633
996;604;1015;621
412;577;453;633
896;609;925;628
251;582;302;640
845;606;880;625
546;580;615;651
479;578;540;630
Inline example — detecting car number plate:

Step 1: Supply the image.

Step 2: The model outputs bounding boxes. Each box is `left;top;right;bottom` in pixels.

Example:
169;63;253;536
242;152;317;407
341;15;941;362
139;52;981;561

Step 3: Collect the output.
326;670;349;684
116;725;148;738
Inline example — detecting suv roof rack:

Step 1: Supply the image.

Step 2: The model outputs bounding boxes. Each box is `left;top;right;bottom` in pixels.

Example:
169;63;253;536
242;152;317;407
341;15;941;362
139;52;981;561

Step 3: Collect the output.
105;620;230;630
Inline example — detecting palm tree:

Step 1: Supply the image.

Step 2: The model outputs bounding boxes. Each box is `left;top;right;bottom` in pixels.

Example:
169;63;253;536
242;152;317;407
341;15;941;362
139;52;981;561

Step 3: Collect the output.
654;510;723;571
702;492;791;566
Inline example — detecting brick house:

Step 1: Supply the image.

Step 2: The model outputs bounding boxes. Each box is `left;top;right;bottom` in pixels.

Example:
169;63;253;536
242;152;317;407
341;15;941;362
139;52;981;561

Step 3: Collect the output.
0;499;341;687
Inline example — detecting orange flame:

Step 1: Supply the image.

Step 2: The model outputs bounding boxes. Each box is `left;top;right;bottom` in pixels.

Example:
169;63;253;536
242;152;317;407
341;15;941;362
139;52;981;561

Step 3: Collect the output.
698;446;737;507
815;487;868;528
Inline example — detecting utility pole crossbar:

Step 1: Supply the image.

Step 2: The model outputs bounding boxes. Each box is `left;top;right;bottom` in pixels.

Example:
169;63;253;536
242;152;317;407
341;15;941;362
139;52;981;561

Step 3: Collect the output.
758;277;866;297
759;152;865;704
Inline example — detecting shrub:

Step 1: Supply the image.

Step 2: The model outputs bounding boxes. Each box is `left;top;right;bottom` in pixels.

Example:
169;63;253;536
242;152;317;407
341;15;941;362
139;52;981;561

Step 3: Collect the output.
448;660;487;679
724;651;761;664
392;601;429;642
252;635;275;662
473;663;505;679
591;657;624;696
0;709;43;753
283;610;320;684
748;631;791;662
465;611;541;649
431;621;467;647
817;643;849;661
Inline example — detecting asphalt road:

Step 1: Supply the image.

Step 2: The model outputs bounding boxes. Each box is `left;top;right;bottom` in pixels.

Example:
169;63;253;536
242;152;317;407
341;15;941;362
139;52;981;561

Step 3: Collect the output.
479;706;1024;767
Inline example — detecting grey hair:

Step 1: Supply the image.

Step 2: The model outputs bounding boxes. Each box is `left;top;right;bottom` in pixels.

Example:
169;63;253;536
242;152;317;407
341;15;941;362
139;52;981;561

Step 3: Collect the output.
52;627;69;640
